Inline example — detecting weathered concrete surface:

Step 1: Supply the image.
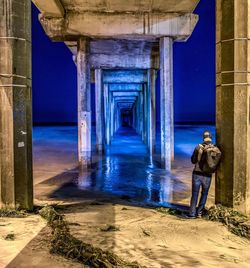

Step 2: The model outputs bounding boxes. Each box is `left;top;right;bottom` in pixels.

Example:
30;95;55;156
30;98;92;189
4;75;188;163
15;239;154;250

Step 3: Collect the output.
216;0;250;214
76;38;92;167
0;0;33;209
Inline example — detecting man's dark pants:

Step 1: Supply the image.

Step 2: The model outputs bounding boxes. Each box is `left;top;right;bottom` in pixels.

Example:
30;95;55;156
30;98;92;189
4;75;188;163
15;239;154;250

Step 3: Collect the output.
190;173;212;217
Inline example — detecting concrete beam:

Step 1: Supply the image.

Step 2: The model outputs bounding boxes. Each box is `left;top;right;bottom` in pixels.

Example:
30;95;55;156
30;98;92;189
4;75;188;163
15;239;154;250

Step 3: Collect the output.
39;12;198;41
90;53;159;69
108;84;143;92
33;0;64;17
103;70;147;84
61;0;200;13
66;40;159;69
112;92;139;97
114;98;137;103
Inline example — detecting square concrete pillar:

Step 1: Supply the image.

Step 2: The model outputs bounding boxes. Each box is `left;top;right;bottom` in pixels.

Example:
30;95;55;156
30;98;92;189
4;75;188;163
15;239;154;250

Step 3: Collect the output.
143;84;148;144
216;0;250;214
76;38;92;168
103;84;111;145
95;69;104;152
147;69;156;155
0;0;33;209
160;37;174;171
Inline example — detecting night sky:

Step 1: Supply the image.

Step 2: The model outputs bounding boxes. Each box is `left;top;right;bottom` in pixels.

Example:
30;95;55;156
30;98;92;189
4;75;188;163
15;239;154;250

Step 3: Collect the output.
32;0;215;124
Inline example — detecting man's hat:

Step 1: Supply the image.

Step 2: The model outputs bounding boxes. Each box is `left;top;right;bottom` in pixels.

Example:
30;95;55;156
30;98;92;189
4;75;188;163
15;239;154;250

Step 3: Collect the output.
203;131;212;142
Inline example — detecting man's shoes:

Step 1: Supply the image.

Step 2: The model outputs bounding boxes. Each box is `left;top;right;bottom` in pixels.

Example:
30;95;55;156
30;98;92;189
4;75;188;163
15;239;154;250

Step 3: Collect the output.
196;214;202;218
183;213;197;219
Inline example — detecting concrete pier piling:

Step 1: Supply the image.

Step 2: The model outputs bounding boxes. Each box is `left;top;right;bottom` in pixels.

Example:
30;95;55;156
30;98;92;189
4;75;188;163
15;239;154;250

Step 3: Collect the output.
216;0;250;214
0;0;33;209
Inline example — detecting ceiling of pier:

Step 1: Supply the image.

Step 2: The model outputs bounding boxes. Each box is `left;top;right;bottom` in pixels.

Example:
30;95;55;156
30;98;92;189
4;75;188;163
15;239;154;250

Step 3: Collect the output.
32;0;200;41
61;0;199;13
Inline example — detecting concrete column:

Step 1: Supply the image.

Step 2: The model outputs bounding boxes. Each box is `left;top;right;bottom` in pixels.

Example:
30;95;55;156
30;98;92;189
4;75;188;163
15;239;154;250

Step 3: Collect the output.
77;38;92;168
160;37;174;171
147;69;156;155
139;91;144;138
132;104;136;130
0;0;33;209
216;0;250;214
110;98;115;138
143;84;148;144
104;84;111;145
95;69;104;152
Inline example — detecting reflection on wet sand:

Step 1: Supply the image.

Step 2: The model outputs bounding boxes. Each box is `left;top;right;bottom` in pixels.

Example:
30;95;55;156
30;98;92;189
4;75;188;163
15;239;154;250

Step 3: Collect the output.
33;125;215;208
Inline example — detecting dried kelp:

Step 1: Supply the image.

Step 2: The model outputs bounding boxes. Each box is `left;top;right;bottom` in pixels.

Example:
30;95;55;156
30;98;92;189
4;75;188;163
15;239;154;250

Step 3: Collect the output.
204;205;250;239
39;206;146;268
100;225;120;232
156;205;250;240
0;208;27;218
156;207;182;216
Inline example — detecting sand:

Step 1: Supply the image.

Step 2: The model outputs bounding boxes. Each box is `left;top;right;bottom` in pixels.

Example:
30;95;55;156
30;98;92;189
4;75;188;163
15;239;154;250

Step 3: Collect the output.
4;193;250;268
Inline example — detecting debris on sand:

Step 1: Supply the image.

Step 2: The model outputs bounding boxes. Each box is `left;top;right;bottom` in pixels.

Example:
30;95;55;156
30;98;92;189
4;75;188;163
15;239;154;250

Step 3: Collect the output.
5;233;15;241
0;208;27;218
90;201;105;206
204;205;250;239
156;207;182;216
156;205;250;240
100;225;120;232
140;227;151;237
39;206;146;268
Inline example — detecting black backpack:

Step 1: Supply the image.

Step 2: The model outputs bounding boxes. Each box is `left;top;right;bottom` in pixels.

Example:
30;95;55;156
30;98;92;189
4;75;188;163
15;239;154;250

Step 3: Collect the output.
199;144;222;173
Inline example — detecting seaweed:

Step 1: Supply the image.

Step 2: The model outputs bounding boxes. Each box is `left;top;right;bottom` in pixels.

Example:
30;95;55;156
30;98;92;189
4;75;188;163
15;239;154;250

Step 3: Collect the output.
39;206;146;268
156;205;250;240
156;207;182;216
0;208;27;218
100;225;120;232
5;233;15;241
204;205;250;239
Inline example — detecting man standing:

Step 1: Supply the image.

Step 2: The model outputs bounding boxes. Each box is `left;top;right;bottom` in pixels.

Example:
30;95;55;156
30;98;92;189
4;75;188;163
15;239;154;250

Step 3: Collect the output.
186;131;221;219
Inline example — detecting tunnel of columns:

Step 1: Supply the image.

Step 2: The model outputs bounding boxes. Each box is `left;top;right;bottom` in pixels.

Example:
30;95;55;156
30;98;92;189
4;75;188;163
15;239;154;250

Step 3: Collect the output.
0;0;250;215
94;68;158;156
91;67;169;167
75;37;177;172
